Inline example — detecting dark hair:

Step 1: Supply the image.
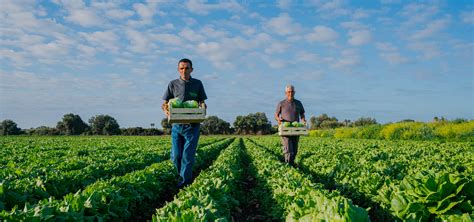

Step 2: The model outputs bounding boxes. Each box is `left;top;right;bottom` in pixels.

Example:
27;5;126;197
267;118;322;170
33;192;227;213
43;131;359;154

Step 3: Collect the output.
178;58;192;68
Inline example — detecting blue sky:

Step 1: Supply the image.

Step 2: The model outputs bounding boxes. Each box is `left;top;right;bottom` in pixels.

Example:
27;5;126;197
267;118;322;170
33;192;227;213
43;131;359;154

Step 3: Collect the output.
1;0;473;129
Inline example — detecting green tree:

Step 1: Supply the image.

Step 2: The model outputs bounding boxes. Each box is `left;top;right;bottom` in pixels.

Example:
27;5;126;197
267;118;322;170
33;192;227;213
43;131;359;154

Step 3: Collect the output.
88;114;120;135
320;120;343;129
233;112;272;135
201;116;232;135
57;113;89;135
310;114;339;129
27;126;60;136
354;117;377;127
1;119;22;135
451;118;468;124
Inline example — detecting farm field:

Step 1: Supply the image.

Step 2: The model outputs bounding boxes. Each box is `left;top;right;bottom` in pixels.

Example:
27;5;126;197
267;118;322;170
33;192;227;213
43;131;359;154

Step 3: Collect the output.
0;136;472;221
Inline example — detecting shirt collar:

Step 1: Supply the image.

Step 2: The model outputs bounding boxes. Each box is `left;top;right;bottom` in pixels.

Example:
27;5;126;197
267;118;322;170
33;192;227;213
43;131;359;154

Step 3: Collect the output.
179;76;192;83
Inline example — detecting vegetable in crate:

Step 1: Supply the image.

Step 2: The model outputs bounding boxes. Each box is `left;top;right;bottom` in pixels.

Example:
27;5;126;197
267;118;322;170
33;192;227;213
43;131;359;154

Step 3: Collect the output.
183;100;199;108
169;98;183;108
283;122;292;127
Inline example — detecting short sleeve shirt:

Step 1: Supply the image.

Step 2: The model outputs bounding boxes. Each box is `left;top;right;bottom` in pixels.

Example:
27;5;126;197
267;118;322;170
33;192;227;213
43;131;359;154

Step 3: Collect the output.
275;99;305;122
162;77;207;102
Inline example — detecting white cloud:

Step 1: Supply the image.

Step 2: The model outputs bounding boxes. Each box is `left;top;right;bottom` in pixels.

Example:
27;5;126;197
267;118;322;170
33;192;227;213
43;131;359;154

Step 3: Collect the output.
400;3;439;25
125;29;150;53
0;34;44;49
201;26;229;39
2;9;41;29
65;9;104;27
348;29;371;46
35;6;48;17
185;0;243;15
131;68;149;76
460;11;474;25
352;8;371;19
411;18;449;40
380;52;409;65
340;21;368;30
313;0;351;18
408;42;440;60
264;42;289;54
319;0;344;11
376;42;409;64
179;28;206;42
183;17;197;26
194;35;261;69
76;44;96;58
196;41;234;68
375;42;397;51
266;13;301;36
277;0;291;10
261;56;288;69
331;49;361;69
222;37;253;51
295;51;320;62
0;49;30;66
105;9;134;20
132;1;163;24
80;31;120;52
306;25;339;43
152;33;182;45
27;42;70;59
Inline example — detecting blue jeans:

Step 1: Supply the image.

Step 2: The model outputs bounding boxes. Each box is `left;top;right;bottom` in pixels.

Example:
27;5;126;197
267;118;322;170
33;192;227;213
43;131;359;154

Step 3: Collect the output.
171;124;200;187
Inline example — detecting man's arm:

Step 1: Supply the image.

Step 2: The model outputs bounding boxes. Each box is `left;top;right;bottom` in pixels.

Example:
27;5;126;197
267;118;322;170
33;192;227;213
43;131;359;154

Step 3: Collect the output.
300;102;306;125
274;113;281;124
275;103;282;125
162;100;169;117
198;101;207;109
301;113;306;125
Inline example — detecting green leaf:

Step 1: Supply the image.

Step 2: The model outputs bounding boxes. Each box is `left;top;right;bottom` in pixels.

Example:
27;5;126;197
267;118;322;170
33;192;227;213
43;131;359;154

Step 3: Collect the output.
428;194;464;214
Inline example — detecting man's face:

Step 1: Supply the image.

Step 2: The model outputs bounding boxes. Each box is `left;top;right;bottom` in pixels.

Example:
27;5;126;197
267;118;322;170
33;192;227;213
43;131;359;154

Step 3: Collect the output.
178;62;193;80
285;88;295;101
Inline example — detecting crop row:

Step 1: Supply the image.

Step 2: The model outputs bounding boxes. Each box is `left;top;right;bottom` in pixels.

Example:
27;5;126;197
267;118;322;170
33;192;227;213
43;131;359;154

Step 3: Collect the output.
0;136;223;212
1;136;222;181
251;136;473;221
153;138;245;221
244;138;370;221
0;138;233;221
151;138;369;221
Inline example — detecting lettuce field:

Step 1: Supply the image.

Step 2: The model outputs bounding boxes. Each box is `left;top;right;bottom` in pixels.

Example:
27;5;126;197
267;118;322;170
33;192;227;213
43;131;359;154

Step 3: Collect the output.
0;136;472;221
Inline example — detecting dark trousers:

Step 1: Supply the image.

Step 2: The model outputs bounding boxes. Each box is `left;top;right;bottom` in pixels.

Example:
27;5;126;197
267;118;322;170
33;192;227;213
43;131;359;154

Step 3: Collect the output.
281;136;299;165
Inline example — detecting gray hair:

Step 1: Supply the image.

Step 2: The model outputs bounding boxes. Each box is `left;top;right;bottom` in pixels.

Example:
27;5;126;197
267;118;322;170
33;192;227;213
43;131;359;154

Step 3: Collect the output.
285;85;294;91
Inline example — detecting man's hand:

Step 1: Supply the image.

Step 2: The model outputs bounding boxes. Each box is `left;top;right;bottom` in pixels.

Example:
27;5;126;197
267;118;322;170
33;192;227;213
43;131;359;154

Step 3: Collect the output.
200;102;207;109
162;102;169;117
277;117;283;125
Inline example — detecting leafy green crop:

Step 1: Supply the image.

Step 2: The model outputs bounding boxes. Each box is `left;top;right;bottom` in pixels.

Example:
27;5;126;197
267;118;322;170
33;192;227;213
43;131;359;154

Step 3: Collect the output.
378;171;473;221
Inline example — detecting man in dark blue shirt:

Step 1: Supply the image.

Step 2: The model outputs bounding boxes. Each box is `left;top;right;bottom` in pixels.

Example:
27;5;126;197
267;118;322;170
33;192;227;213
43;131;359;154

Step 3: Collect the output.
162;58;207;188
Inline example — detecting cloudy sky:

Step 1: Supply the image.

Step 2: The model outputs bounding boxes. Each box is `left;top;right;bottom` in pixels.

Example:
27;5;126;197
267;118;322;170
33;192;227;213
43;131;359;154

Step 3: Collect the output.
1;0;473;129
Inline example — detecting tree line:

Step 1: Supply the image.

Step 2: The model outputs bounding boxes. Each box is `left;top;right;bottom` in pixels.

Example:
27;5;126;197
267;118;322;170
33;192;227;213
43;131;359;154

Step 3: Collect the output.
0;112;469;136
